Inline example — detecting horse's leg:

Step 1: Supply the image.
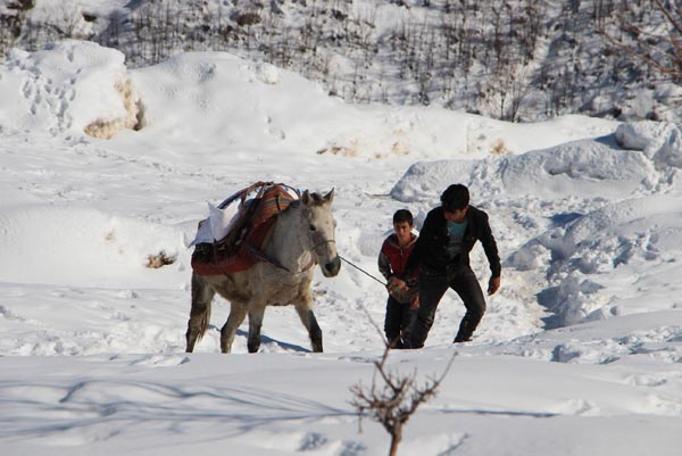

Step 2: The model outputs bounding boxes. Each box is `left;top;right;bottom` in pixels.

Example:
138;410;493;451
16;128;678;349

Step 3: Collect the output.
295;302;323;353
186;273;216;353
220;303;247;354
247;305;266;353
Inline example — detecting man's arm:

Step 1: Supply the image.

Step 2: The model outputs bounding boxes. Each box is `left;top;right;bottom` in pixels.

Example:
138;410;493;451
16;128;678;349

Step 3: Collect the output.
477;211;501;295
478;211;500;276
403;210;437;284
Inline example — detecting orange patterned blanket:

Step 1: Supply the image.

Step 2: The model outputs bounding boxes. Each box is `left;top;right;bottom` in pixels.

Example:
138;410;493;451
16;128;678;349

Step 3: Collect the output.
191;182;298;276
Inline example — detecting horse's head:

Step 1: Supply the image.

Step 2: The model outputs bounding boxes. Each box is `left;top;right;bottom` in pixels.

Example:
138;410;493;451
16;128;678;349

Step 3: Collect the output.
301;188;341;277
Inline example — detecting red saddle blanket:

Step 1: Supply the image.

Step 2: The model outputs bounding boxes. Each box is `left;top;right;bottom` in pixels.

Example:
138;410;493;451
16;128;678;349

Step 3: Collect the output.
191;183;297;276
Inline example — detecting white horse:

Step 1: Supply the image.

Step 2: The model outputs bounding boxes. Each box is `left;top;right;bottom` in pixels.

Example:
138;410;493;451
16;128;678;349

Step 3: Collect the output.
185;189;340;353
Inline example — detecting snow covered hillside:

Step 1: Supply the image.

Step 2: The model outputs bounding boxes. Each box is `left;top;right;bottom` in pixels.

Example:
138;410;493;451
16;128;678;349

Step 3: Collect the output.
0;41;681;455
2;0;681;122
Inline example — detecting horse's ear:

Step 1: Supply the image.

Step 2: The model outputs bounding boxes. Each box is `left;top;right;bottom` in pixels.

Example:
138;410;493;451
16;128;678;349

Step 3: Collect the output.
323;188;334;204
301;190;311;205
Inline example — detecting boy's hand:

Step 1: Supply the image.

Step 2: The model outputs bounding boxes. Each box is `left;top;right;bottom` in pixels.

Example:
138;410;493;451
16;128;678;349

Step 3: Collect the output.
488;276;501;295
387;277;407;293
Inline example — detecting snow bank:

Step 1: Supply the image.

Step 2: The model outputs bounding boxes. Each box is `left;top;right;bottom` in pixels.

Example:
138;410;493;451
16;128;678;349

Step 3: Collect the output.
127;52;343;153
2;42;619;161
0;40;139;138
508;195;682;325
0;205;186;288
501;139;661;199
393;120;682;203
615;120;675;152
478;310;682;365
388;157;499;202
391;137;658;202
615;120;682;169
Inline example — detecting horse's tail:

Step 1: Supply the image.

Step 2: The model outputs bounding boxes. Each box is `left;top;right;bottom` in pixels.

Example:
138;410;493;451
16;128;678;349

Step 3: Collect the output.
186;273;214;352
195;301;212;342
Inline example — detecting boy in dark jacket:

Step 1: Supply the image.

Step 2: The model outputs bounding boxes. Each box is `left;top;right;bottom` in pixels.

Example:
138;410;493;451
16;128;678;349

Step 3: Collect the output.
393;184;501;347
378;209;419;348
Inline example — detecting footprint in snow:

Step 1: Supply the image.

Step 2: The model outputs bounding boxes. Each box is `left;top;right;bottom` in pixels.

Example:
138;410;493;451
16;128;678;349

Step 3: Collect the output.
553;398;599;416
626;373;669;387
298;432;328;451
130;354;191;367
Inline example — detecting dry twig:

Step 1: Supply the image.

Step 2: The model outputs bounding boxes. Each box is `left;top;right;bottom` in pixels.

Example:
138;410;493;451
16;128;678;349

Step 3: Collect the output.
349;302;456;456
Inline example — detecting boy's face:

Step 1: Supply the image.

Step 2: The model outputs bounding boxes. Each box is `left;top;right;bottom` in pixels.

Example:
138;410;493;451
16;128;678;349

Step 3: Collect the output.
393;221;412;244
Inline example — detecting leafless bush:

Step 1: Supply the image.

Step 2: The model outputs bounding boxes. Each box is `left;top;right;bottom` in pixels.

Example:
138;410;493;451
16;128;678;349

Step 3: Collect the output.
490;138;510;155
349;308;456;456
146;250;176;268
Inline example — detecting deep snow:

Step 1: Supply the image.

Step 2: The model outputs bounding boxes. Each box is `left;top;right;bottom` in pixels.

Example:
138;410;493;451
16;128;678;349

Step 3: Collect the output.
1;41;681;455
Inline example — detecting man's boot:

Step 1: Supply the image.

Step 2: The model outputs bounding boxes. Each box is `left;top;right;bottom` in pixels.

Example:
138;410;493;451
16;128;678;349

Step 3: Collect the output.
454;317;473;343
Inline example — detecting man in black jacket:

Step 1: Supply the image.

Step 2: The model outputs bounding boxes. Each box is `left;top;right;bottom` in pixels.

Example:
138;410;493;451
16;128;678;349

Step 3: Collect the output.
394;184;501;347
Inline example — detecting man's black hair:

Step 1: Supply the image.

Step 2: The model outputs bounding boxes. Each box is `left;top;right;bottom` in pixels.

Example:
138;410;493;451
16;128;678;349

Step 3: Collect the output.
393;209;413;225
440;184;470;211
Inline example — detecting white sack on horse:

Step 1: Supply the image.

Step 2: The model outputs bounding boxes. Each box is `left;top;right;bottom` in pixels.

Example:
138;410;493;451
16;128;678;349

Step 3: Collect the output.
189;202;240;247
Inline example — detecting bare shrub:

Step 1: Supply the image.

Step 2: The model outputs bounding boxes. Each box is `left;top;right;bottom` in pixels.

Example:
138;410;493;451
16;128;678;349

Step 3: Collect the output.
316;144;358;157
349;308;456;456
146;250;176;268
490;138;510;155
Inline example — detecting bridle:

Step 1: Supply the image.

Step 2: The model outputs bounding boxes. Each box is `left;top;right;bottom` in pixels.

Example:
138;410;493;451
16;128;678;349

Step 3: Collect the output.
282;238;335;275
251;231;336;276
305;233;337;272
311;237;336;257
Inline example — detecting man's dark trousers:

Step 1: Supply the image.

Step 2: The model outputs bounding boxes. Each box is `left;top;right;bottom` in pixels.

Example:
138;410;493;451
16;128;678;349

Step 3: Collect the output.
409;265;486;348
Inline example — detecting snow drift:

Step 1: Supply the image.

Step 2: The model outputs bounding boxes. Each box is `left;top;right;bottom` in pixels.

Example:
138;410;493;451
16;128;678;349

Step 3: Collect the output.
0;205;185;288
0;40;141;138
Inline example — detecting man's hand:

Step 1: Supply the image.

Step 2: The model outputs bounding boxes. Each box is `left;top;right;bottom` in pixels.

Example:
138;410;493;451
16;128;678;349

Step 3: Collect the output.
488;276;501;295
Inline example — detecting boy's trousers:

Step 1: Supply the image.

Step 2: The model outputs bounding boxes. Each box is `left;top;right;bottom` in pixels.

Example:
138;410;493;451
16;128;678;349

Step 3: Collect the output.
384;296;417;348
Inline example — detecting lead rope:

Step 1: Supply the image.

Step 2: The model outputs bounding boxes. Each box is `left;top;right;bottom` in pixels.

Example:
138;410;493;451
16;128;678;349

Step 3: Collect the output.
338;255;387;287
